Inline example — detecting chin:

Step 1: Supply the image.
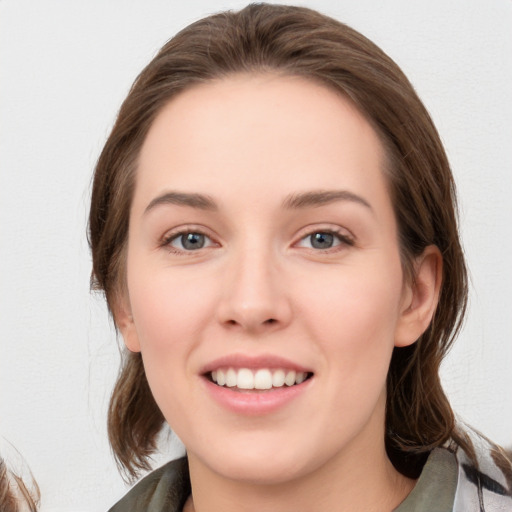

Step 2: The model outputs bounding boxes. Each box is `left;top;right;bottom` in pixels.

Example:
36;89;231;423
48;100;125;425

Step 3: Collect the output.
187;431;323;486
212;452;309;485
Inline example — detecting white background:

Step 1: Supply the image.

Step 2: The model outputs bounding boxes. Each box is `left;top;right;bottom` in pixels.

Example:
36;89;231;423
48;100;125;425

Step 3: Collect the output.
1;1;511;511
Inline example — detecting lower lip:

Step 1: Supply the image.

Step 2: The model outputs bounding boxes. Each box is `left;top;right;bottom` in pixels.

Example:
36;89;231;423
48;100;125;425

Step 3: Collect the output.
202;377;312;415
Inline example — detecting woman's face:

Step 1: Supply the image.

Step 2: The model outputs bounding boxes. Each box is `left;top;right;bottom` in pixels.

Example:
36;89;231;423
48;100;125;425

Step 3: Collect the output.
119;74;419;484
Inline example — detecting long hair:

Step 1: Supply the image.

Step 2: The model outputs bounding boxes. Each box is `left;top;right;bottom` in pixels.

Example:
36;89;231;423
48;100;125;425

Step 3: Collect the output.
0;456;39;512
89;3;469;479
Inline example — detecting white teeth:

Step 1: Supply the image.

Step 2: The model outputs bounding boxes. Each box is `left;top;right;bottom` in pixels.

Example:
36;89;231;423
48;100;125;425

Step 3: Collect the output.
226;368;237;387
254;369;272;390
210;367;309;390
237;368;254;389
216;369;226;386
296;372;306;384
272;369;285;387
284;370;296;386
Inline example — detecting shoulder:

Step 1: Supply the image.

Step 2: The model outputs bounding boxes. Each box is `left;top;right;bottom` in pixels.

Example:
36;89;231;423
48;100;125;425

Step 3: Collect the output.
395;429;511;512
452;427;512;511
108;457;190;512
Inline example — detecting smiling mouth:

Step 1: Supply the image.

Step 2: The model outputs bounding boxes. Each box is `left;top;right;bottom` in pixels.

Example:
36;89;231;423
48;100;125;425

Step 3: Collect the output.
208;368;313;391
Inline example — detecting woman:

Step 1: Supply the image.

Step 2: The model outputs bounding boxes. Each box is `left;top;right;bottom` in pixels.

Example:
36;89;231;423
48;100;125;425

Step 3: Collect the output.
89;4;512;511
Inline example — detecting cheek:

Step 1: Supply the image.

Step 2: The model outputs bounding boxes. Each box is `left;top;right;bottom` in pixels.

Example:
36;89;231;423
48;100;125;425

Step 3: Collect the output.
125;264;220;417
126;267;217;423
128;266;215;352
278;259;405;452
296;259;403;375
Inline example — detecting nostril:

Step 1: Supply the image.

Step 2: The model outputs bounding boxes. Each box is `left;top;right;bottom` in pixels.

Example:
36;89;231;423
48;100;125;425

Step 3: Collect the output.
264;318;277;325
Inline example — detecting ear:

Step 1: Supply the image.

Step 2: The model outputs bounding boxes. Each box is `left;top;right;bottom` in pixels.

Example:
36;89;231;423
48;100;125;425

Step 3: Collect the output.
112;292;141;353
394;245;443;347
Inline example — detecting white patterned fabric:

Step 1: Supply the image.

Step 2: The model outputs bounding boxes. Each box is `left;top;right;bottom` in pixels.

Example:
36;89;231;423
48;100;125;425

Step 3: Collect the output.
452;429;512;511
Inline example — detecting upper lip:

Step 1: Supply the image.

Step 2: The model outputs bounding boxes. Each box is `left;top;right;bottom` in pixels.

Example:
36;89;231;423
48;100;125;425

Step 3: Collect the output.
199;354;313;375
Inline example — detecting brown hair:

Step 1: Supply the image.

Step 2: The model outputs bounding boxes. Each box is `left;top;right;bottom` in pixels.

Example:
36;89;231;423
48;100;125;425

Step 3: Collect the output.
89;3;469;479
0;458;39;512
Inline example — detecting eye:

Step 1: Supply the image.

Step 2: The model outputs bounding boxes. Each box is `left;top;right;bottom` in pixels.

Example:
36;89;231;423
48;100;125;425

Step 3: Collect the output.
296;230;353;250
165;231;215;252
308;232;337;249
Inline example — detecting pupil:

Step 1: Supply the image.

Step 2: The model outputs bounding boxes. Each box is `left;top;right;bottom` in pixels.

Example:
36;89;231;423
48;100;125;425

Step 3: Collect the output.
182;233;205;250
311;232;333;249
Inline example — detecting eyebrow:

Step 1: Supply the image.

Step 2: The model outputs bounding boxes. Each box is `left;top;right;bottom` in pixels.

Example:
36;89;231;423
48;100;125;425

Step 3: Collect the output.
282;190;372;211
144;189;372;215
144;191;218;214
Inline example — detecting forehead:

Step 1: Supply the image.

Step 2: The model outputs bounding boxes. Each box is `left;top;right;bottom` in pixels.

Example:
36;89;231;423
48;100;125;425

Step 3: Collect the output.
135;73;390;213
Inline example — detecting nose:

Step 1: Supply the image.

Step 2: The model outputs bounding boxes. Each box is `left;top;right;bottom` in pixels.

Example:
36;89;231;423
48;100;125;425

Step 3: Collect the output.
215;246;292;334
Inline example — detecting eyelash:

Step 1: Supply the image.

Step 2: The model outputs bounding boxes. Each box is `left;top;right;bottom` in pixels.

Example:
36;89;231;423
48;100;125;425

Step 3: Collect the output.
294;228;355;252
160;227;355;255
160;228;217;255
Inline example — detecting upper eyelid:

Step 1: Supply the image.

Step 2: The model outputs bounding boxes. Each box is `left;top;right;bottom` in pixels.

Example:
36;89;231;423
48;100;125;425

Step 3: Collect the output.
293;224;355;241
291;226;356;252
297;231;353;246
158;223;355;247
158;229;218;255
160;229;219;255
160;225;216;242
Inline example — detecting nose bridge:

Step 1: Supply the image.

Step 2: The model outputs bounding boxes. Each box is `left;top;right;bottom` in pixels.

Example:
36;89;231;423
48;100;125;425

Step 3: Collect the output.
217;234;291;332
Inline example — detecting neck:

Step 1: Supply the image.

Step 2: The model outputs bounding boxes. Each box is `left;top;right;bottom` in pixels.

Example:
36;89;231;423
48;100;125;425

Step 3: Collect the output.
184;400;415;512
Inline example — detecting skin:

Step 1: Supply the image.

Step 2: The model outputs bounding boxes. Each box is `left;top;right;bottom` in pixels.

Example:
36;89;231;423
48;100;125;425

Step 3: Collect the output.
117;74;442;512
